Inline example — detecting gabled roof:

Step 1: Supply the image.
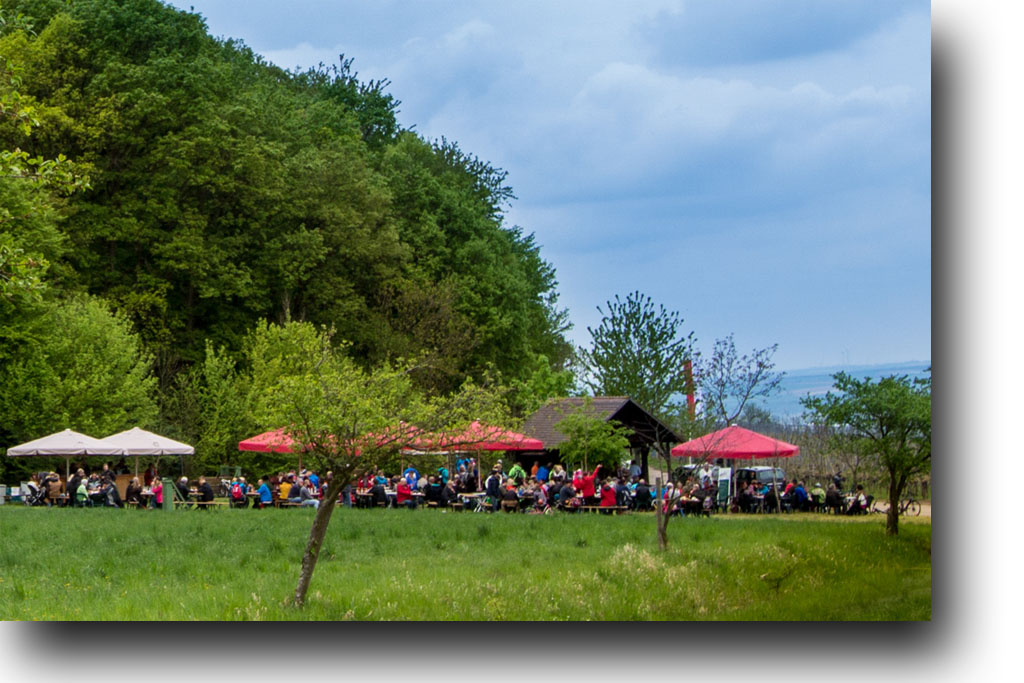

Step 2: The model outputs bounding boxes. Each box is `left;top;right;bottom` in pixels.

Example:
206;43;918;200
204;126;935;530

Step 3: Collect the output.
522;396;681;450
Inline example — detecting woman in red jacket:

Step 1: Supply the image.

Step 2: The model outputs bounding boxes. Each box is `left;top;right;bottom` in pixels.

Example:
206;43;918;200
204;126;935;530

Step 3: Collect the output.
599;478;618;509
396;477;416;509
580;466;601;506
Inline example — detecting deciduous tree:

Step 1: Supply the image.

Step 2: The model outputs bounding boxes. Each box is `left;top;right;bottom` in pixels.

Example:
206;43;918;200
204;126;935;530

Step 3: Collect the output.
247;320;512;607
801;372;931;535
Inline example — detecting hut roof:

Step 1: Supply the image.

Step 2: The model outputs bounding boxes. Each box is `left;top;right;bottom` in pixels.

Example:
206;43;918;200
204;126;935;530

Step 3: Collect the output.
522;396;681;450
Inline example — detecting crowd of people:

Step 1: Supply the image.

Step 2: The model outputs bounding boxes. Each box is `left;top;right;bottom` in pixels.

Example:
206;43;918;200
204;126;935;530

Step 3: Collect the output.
16;458;876;517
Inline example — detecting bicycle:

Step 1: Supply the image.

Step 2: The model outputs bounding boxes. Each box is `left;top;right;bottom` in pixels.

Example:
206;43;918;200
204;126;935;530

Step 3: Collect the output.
871;497;921;516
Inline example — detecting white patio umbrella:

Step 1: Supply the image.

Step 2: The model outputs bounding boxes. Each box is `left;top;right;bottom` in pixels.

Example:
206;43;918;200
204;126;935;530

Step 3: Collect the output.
99;427;194;476
6;429;126;479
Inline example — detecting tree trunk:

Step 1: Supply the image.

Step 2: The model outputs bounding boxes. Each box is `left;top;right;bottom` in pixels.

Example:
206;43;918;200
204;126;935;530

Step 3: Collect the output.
292;475;346;607
885;471;905;537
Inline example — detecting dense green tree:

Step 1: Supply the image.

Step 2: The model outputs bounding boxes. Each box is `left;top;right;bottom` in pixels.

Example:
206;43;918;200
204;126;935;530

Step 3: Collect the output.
801;372;931;536
1;0;570;401
0;296;158;445
575;291;696;418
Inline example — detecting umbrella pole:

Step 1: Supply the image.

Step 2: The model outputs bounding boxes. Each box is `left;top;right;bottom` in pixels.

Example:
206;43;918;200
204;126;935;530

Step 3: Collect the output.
65;456;70;482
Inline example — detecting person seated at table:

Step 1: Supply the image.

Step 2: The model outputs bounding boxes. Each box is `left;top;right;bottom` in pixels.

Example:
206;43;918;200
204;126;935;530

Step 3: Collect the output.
792;481;809;511
614;478;631;507
196;476;215;509
369;479;388;506
125;476;144;509
297;477;320;509
403;466;419;490
289;476;308;502
256;478;273;509
44;472;63;507
763;485;781;512
846;484;868;515
228;476;248;508
500;481;520;512
735;480;753;513
824;484;844;514
809;483;827;512
633;480;652;510
425;476;444;504
148;477;163;509
599;478;618;512
76;477;91;507
396;477;417;509
546;477;563;503
441;479;459;507
530;481;548;510
176;477;193;509
557;481;578;509
87;474;107;506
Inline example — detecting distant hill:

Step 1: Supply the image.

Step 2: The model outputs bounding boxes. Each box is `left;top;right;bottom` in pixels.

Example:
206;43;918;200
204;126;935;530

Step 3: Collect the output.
759;361;932;420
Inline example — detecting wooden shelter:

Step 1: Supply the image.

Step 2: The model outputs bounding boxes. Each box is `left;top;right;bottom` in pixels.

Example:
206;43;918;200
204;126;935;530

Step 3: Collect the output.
521;396;680;479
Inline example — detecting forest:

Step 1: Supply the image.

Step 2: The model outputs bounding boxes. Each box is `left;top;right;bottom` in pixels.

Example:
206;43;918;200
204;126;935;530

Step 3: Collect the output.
1;0;573;478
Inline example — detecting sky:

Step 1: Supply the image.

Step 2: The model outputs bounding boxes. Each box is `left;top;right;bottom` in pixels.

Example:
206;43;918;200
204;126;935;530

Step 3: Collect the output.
166;0;931;371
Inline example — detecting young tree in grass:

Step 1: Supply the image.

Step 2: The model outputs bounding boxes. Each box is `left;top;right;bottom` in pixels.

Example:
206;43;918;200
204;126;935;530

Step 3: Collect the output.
801;372;931;536
555;398;631;474
247;320;510;607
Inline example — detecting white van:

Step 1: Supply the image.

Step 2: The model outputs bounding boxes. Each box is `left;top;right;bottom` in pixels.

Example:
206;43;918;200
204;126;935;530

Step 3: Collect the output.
735;466;786;490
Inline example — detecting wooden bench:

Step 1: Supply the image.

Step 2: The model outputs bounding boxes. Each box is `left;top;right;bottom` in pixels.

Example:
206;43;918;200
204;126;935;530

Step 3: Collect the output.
192;500;229;508
579;505;630;514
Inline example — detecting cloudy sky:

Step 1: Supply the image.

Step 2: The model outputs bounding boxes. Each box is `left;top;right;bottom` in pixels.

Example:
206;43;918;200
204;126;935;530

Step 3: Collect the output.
167;0;931;371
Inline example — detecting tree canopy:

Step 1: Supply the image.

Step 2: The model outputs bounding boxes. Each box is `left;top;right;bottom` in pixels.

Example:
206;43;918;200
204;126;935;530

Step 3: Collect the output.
575;291;695;418
0;0;571;393
0;0;573;477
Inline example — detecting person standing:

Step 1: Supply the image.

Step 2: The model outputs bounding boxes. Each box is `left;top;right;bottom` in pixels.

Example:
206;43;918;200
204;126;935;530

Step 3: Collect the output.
485;468;503;512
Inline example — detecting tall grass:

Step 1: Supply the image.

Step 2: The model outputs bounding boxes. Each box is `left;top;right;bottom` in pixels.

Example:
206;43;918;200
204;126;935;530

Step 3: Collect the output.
0;506;930;620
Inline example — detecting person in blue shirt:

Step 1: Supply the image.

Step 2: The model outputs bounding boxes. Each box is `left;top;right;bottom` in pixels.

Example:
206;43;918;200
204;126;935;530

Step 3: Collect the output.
793;481;809;511
256;478;273;509
437;466;449;485
536;462;550;483
403;467;419;488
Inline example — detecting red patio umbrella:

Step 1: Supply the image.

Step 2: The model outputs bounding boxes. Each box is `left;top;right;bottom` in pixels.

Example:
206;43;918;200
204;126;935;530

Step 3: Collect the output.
670;425;799;460
238;428;305;454
407;421;543;452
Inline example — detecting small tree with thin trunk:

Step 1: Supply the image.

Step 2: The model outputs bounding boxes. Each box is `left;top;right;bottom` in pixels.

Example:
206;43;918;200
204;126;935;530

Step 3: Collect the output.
555;397;631;473
247;320;510;606
698;334;784;427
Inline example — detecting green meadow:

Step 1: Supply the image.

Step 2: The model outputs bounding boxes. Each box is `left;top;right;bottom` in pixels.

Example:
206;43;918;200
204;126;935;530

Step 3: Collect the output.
0;506;930;621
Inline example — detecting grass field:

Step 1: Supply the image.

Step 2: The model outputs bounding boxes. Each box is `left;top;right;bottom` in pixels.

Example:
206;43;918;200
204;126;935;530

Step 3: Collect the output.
0;505;930;621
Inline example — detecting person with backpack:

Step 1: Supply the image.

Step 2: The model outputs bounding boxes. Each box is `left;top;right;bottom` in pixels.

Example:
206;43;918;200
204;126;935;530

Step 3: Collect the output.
230;477;247;508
